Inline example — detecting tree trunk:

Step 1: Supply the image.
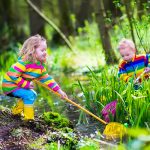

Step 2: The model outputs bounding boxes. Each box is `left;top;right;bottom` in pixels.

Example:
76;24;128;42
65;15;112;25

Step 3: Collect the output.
58;0;73;36
123;0;136;50
136;0;148;20
0;0;22;53
28;0;45;36
104;0;122;18
76;0;93;27
51;0;73;45
96;0;118;64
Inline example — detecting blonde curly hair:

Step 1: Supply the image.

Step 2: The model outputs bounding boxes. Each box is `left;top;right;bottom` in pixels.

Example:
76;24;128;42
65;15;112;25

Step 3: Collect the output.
118;38;135;51
19;34;46;63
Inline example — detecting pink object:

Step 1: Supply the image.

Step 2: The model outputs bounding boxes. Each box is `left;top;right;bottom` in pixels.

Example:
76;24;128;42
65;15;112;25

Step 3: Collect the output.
101;100;117;122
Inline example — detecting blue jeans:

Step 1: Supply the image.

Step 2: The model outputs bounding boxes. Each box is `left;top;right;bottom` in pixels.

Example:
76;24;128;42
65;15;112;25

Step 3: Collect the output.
11;88;37;105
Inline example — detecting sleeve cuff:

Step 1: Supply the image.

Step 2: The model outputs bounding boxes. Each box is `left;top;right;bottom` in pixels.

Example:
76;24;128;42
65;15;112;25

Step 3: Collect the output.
52;86;60;92
24;81;30;88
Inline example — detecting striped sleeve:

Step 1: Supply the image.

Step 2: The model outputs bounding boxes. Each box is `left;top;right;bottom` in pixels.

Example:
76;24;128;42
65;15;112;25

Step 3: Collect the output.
38;67;60;91
118;62;132;82
7;60;30;88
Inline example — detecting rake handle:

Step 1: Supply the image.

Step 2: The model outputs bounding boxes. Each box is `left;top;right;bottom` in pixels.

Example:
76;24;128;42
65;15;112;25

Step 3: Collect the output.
34;80;107;125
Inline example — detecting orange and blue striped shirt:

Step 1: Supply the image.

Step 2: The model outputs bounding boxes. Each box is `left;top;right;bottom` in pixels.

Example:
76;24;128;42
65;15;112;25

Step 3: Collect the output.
2;58;60;94
118;54;150;82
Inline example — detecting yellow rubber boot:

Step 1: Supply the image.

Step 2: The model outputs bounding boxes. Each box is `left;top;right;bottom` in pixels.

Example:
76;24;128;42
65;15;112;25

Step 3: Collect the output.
12;99;24;115
23;105;34;120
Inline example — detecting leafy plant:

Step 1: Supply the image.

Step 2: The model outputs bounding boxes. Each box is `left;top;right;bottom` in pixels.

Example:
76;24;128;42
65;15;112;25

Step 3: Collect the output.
43;111;71;128
74;66;150;127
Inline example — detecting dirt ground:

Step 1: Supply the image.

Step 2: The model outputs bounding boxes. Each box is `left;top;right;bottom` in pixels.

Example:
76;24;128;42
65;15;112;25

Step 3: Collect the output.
0;109;60;150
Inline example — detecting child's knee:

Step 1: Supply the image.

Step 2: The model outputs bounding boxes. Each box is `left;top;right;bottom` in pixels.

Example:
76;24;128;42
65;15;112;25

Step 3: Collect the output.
29;90;37;103
31;89;37;99
23;90;37;104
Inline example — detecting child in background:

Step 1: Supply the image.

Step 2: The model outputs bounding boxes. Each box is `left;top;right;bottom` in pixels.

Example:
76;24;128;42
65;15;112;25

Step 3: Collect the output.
2;34;68;120
118;38;150;84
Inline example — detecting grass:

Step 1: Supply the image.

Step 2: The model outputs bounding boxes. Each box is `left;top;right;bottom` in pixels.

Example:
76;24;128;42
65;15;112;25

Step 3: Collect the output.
74;66;150;127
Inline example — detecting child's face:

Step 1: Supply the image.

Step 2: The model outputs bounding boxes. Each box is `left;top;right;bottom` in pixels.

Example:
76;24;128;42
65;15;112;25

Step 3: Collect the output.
119;45;135;62
35;41;47;63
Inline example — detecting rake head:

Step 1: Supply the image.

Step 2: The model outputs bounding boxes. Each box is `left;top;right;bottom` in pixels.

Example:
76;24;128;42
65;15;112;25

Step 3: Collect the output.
103;122;127;140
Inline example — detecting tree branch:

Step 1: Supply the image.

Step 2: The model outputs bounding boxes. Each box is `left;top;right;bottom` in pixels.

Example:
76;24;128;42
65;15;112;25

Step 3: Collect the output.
26;0;75;52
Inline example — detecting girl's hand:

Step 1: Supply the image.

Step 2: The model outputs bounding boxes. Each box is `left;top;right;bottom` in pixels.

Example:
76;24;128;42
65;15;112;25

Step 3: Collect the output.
57;89;68;99
29;81;34;89
144;67;150;73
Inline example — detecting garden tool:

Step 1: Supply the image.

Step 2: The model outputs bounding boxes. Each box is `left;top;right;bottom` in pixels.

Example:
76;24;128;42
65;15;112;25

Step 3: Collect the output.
34;80;126;139
12;99;24;115
23;105;34;120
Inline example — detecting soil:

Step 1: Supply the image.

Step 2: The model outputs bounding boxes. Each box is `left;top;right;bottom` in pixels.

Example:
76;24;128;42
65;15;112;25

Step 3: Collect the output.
0;109;67;150
0;96;119;150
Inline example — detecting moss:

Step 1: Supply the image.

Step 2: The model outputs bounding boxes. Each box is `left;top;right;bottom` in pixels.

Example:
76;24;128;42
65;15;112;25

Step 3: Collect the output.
61;127;73;133
42;111;71;128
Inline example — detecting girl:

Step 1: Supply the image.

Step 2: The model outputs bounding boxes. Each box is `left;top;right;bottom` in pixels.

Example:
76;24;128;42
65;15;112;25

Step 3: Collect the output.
2;34;68;120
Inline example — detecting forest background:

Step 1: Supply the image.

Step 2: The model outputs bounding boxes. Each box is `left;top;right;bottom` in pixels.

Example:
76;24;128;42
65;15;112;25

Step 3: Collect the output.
0;0;150;149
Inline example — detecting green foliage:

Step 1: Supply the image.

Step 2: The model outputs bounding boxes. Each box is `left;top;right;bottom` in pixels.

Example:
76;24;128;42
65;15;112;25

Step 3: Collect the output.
125;128;150;150
46;129;78;149
43;111;70;128
1;51;17;72
30;139;76;150
74;66;150;127
111;11;150;55
45;142;71;150
29;137;47;150
127;128;150;137
76;138;100;150
132;16;150;53
29;126;78;150
76;21;102;52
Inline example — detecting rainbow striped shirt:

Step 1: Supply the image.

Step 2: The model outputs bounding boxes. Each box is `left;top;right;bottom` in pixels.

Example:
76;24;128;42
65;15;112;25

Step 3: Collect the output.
2;58;60;94
118;54;150;82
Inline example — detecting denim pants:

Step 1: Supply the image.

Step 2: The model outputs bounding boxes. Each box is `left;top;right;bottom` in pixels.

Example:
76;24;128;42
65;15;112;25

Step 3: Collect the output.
11;88;37;105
